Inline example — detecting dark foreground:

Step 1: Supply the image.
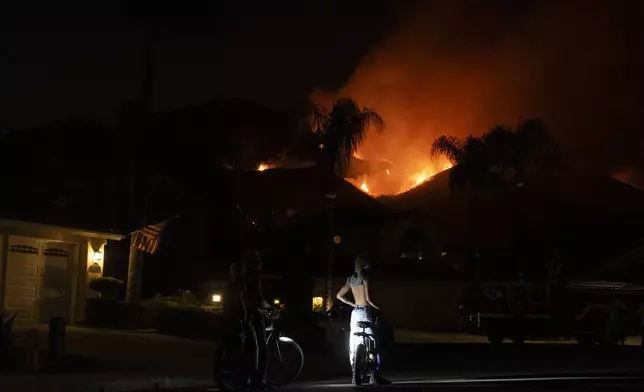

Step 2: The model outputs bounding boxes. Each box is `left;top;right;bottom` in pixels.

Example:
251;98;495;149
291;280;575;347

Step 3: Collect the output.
4;331;644;391
139;375;644;392
142;343;644;392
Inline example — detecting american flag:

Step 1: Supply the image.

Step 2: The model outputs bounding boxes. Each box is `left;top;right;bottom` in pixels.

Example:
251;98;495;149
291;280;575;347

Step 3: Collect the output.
131;217;176;254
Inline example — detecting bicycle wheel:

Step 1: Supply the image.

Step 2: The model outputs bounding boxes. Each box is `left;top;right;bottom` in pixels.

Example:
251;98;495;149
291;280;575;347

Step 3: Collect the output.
265;335;304;387
352;343;366;386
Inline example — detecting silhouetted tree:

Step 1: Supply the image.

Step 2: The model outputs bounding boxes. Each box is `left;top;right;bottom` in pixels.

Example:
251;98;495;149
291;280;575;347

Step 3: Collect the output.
481;118;558;185
482;119;558;279
309;97;384;177
308;97;384;310
432;118;557;276
432;134;492;267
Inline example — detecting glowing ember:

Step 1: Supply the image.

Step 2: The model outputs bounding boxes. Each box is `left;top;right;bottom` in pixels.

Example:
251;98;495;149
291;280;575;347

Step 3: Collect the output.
414;171;431;186
257;163;274;172
360;181;370;193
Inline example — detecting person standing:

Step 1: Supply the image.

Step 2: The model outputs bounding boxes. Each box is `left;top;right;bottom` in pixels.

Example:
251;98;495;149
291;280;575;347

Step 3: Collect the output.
335;255;391;385
242;250;271;390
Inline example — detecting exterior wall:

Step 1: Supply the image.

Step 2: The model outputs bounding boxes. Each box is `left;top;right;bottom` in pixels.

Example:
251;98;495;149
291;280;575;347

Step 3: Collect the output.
314;277;467;332
74;241;89;323
0;234;7;312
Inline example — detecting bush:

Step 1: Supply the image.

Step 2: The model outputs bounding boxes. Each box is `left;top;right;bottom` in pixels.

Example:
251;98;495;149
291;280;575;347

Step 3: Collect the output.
84;299;142;329
89;277;124;300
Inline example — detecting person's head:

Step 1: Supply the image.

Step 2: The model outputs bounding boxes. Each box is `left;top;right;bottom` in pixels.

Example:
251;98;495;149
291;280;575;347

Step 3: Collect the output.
354;254;370;274
229;261;243;281
242;250;262;272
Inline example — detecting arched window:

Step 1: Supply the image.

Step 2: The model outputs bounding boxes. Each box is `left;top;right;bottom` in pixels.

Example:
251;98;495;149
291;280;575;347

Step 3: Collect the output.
44;248;69;258
400;228;424;260
9;244;39;255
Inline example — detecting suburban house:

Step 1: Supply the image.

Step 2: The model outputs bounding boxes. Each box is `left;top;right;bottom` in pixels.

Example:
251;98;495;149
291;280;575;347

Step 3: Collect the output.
0;219;124;325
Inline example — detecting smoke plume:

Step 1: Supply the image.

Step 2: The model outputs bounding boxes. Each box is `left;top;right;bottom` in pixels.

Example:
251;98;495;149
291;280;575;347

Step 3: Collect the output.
327;0;644;190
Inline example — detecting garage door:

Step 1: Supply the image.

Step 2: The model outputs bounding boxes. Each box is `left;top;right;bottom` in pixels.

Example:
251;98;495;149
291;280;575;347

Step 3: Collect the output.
5;237;72;324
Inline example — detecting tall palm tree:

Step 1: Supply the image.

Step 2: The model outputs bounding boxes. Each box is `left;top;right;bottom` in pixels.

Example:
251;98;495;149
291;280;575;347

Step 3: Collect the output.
308;97;384;310
432;135;492;268
433;118;557;277
309;97;385;176
483;119;557;279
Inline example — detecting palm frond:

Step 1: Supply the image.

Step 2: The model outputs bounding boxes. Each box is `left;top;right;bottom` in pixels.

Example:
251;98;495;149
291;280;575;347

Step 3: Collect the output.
361;107;385;133
308;96;385;177
431;135;462;164
483;125;515;172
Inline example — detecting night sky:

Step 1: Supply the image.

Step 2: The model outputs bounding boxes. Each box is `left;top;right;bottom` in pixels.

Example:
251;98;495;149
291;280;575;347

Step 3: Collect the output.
1;0;402;127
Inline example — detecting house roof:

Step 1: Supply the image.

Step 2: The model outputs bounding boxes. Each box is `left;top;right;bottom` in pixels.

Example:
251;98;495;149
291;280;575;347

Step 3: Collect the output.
0;218;124;241
380;168;644;279
230;166;385;227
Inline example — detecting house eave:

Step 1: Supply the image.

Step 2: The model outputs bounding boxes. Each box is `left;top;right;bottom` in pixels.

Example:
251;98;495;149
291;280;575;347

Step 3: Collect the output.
0;219;125;241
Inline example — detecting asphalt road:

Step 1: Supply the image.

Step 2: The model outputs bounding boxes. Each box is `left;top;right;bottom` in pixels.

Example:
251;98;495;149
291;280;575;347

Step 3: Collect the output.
298;343;644;382
6;327;644;391
137;375;644;392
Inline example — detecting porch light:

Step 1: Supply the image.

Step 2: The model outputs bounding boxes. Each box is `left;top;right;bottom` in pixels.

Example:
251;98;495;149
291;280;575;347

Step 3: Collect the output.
212;293;222;303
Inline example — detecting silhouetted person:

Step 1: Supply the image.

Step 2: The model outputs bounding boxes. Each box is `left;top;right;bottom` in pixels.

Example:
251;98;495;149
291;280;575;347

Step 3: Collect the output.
223;261;246;325
222;261;249;387
336;255;391;385
242;250;271;390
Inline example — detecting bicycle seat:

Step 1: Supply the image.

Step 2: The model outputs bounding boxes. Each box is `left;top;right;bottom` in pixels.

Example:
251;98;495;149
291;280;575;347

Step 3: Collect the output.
356;321;372;329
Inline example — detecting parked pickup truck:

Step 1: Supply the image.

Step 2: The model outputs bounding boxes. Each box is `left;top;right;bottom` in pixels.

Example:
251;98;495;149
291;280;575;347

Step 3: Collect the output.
458;280;644;345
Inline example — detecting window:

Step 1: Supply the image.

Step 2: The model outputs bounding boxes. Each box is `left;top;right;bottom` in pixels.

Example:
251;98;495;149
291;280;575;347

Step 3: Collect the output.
9;244;39;255
44;248;69;258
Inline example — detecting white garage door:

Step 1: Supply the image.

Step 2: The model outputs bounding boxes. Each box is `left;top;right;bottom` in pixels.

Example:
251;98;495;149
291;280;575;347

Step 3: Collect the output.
5;237;72;324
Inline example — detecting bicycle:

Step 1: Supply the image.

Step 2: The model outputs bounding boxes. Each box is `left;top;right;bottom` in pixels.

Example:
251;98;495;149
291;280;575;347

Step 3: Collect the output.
215;308;304;391
352;318;381;386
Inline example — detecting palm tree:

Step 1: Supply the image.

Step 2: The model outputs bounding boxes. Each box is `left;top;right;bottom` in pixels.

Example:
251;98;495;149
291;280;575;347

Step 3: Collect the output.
432;118;557;277
484;119;557;280
309;97;385;176
432;135;492;269
308;97;384;310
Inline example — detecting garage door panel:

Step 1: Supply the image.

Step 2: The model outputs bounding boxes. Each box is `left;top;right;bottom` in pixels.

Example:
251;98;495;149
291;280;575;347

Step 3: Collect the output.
5;296;37;309
6;276;39;290
42;266;68;280
43;256;67;269
41;287;66;299
7;263;38;277
11;307;37;320
5;284;37;299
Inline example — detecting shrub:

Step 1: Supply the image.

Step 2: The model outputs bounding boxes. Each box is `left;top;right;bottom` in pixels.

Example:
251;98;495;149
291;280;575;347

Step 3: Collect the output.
89;277;124;300
84;299;142;329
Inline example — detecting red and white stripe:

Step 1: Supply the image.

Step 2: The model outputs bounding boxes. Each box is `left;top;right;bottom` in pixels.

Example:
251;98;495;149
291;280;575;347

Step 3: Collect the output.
132;220;169;254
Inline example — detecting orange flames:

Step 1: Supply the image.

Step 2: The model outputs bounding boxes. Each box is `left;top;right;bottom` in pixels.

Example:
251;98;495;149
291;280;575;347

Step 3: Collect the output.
257;162;275;172
346;156;452;197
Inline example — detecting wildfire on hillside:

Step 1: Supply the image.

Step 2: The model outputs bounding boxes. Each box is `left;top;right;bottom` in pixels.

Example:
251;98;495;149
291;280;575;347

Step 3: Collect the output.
345;155;452;197
257;162;275;172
